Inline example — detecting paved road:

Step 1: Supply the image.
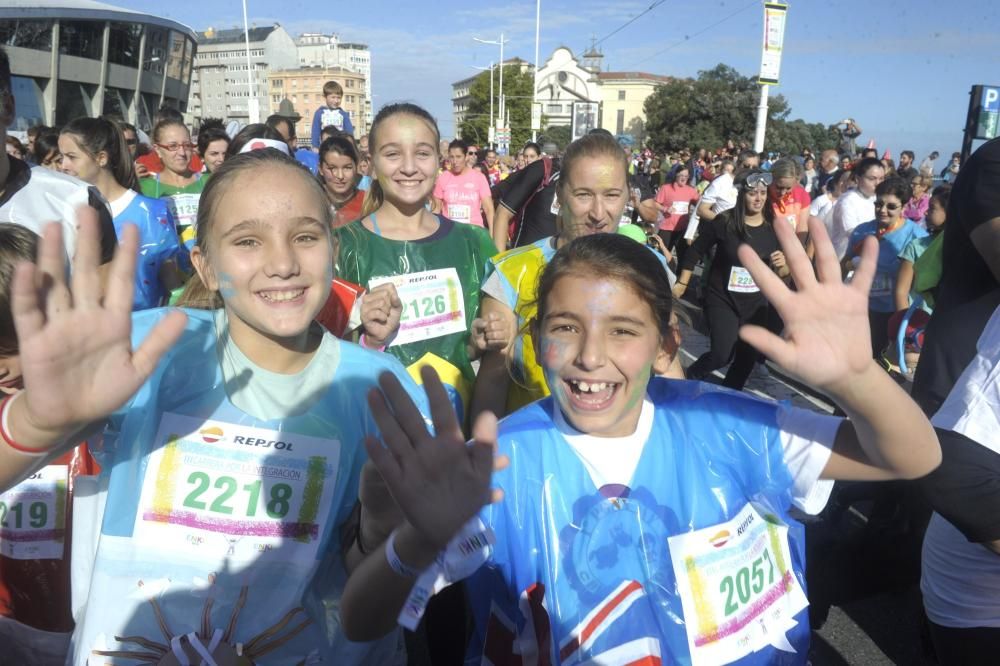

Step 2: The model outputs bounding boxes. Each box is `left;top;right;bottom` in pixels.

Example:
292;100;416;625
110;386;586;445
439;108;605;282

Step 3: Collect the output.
675;301;936;666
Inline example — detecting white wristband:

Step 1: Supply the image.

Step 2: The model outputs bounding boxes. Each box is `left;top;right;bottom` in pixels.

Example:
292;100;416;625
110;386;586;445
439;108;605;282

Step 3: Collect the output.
385;528;423;579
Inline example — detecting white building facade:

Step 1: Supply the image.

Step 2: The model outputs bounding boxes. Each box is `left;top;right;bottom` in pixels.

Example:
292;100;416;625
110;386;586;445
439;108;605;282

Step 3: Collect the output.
187;24;297;125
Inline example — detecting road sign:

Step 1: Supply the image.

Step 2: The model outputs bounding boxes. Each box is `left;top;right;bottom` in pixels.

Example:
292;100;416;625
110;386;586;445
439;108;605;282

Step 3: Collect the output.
977;86;1000;140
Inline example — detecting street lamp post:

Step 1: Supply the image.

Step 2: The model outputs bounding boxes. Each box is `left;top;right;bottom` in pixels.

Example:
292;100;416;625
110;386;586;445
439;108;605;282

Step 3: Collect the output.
474;33;509;148
533;0;541;142
471;63;495;145
241;0;259;123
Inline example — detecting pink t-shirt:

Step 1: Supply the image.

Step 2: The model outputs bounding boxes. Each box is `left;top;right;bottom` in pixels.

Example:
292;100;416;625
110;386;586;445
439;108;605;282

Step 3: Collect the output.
654;183;699;231
433;169;493;227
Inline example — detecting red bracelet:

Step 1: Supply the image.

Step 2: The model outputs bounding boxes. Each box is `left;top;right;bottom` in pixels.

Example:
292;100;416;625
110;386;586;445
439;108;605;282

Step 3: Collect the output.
0;393;50;457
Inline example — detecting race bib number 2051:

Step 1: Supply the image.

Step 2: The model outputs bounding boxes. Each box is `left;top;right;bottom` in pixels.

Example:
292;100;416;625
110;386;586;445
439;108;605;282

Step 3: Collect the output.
134;414;338;566
668;503;807;665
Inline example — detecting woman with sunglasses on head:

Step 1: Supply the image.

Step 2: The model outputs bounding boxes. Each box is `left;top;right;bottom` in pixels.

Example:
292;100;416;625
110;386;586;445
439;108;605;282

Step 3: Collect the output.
139;119;209;263
673;170;790;389
846;177;927;356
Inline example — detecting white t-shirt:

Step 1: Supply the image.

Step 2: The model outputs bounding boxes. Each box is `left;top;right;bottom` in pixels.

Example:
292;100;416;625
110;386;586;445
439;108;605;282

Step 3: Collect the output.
830;188;875;259
700;172;737;216
809;193;837;237
922;303;1000;628
553;396;838;515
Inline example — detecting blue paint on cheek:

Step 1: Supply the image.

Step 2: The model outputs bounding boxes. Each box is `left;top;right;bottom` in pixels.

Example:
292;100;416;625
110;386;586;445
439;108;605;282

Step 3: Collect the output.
217;271;236;299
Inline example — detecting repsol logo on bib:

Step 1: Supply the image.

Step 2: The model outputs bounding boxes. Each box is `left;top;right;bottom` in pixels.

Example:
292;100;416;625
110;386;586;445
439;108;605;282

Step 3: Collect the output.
231;435;296;452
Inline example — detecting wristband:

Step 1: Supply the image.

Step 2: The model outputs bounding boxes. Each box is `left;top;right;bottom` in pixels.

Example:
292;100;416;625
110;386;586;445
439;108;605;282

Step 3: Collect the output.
0;393;50;458
359;334;387;353
385;528;424;579
677;281;688;286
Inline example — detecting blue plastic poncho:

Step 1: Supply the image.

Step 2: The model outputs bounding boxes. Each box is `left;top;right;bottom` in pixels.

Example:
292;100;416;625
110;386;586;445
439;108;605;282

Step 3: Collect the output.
69;308;424;665
467;378;834;666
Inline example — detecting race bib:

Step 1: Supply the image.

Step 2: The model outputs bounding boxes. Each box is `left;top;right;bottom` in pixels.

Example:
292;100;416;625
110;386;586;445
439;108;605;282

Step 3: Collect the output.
0;465;68;560
133;414;338;565
728;266;760;293
670;201;690;215
369;268;467;347
322;108;344;131
447;204;471;223
668;503;808;665
165;193;200;242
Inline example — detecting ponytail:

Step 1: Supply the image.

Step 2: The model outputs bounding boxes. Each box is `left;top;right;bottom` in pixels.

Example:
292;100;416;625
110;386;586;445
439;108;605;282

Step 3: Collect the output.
360;178;384;218
61;117;138;192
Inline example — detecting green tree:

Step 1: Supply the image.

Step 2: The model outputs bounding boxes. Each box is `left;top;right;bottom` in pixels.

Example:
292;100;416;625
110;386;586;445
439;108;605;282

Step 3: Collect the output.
644;64;835;154
539;124;572;151
460;64;535;153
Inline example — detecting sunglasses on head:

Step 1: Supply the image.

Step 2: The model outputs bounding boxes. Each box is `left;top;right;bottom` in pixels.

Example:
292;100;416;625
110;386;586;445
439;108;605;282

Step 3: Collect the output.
744;172;773;189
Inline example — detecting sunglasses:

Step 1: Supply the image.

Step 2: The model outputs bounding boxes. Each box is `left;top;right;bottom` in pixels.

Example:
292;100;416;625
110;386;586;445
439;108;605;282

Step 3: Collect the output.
874;200;901;211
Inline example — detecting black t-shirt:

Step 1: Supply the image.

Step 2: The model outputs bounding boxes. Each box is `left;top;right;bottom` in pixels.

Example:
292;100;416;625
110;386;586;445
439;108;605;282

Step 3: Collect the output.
681;211;780;315
0;156;116;263
896;165;918;182
498;157;560;247
935;137;1000;311
912;138;1000;415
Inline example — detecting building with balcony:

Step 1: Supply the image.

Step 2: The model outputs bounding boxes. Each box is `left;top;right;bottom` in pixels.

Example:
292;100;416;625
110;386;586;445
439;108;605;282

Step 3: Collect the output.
187;24;297;126
267;65;367;143
0;0;197;131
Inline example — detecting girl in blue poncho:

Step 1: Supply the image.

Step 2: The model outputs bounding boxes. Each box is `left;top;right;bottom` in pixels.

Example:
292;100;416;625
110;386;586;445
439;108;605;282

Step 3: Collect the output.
340;209;941;664
0;149;414;665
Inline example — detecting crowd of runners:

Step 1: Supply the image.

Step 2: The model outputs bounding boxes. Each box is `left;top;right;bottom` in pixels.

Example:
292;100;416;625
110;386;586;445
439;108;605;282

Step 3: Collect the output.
1;43;999;665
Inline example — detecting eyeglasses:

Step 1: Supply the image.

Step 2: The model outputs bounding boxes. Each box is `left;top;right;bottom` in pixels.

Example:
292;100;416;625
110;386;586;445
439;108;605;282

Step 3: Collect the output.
874;200;901;211
156;142;195;152
743;172;773;189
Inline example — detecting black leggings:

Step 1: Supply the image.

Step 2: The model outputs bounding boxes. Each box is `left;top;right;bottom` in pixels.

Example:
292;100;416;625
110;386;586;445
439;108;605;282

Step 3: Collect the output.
687;296;782;390
928;621;1000;665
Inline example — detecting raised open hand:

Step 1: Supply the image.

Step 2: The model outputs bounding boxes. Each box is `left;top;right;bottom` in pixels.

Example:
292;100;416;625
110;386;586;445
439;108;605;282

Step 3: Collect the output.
11;209;187;439
737;215;877;395
365;365;500;552
361;283;402;348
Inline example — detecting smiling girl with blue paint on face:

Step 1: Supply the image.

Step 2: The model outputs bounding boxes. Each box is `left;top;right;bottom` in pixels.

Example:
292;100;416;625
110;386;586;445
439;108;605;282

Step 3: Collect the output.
0;148;420;665
340;215;941;665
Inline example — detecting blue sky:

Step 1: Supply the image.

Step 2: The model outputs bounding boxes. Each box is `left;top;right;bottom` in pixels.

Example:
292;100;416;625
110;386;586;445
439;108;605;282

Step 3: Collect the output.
120;0;1000;160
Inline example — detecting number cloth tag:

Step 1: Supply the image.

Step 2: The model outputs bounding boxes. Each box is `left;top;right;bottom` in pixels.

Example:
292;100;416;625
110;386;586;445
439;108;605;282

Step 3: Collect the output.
0;465;68;560
369;268;468;347
447;204;472;223
667;503;807;665
165;193;200;243
728;266;760;293
133;413;337;565
670;201;690;215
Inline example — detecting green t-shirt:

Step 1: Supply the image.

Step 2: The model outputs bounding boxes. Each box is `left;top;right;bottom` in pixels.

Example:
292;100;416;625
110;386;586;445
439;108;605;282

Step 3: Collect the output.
334;215;497;418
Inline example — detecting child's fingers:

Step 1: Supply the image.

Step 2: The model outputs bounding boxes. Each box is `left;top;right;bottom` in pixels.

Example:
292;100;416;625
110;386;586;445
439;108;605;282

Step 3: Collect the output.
419;365;463;442
376;371;430;443
10;262;43;340
738;324;795;369
70;208;103;311
773;214;815;289
849;236;879;295
104;223;140;314
364;435;403;491
36;223;71;315
131;309;187;379
367;387;416;465
810;217;842;284
737;245;792;311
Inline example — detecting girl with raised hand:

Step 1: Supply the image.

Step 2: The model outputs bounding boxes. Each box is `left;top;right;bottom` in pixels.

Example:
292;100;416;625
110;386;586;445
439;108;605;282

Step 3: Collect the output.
0;149;419;665
341;216;940;665
334;103;497;426
59;117;183;310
